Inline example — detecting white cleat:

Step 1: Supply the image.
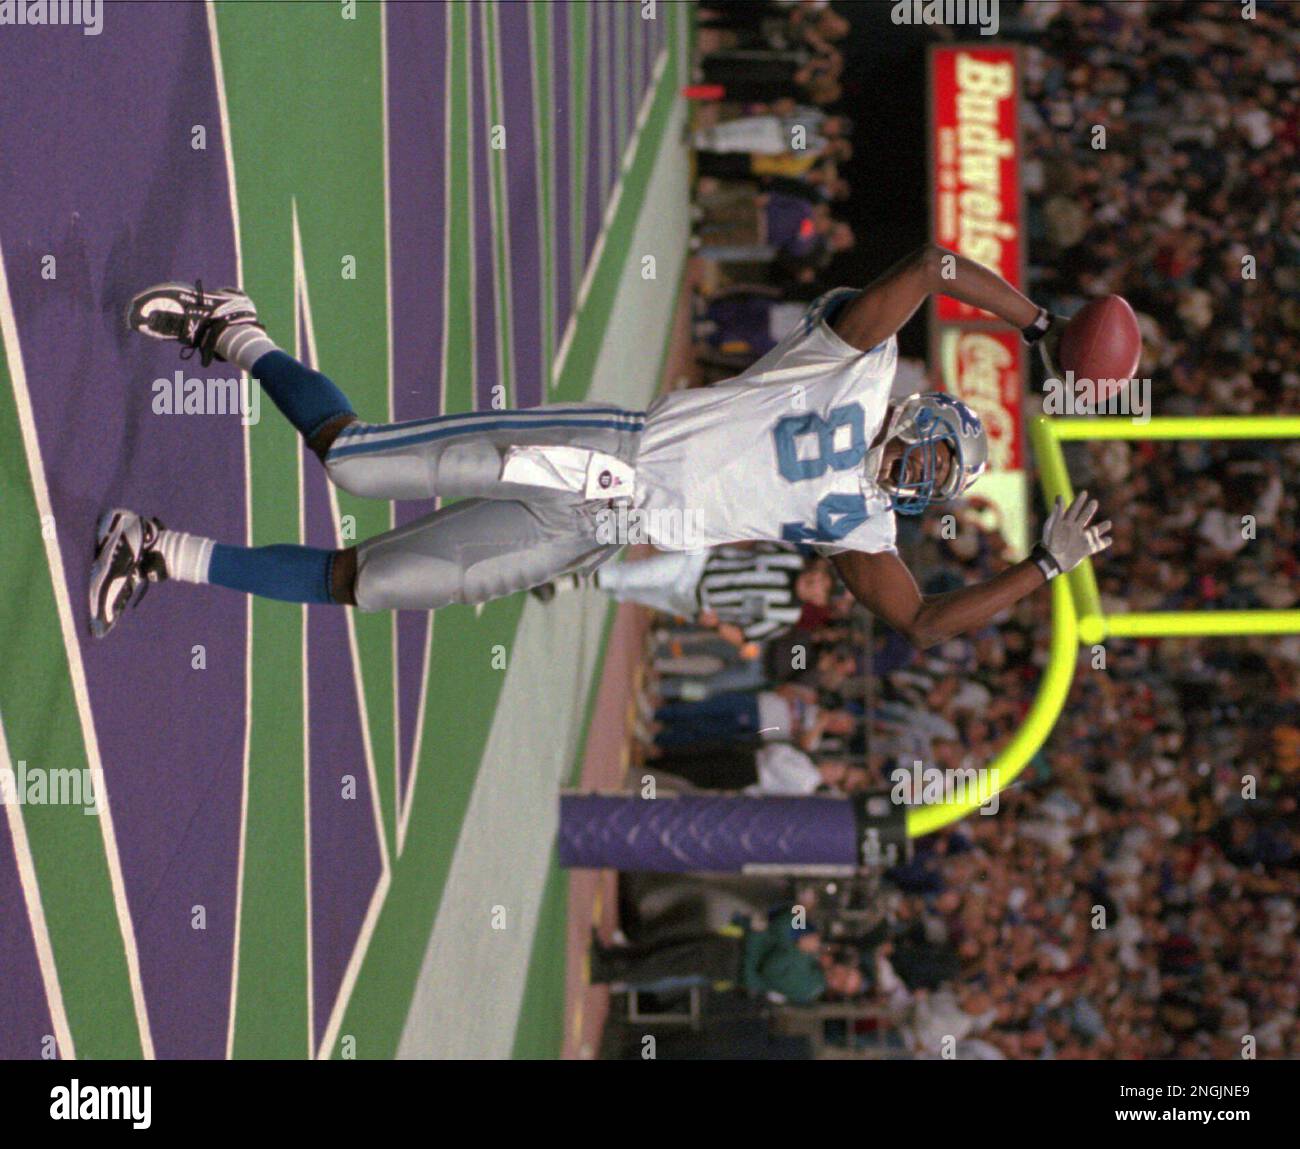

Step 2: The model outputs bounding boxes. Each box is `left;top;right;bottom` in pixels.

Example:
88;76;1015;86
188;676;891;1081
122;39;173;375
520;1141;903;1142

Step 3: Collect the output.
126;279;263;367
88;509;167;639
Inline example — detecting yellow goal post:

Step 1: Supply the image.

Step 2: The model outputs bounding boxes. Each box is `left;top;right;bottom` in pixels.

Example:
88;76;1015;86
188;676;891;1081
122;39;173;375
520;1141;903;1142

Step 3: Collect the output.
907;414;1300;838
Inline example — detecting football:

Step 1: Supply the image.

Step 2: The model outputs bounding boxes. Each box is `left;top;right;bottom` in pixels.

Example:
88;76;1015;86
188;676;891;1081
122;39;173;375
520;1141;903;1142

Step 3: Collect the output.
1058;294;1143;382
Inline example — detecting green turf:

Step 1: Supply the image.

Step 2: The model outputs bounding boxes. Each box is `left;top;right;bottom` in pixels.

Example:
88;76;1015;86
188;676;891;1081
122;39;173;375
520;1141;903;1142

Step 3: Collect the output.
0;338;144;1059
507;202;691;1061
214;0;394;1057
327;0;683;1059
509;858;571;1059
0;0;682;1062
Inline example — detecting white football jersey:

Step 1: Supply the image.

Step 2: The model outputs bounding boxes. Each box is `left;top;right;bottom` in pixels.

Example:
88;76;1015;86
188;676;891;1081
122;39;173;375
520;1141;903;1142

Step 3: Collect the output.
633;290;899;553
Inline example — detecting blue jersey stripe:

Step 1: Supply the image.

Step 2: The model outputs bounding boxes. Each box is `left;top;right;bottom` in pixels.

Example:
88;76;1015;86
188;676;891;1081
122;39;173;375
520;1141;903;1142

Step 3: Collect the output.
327;413;647;460
333;403;645;440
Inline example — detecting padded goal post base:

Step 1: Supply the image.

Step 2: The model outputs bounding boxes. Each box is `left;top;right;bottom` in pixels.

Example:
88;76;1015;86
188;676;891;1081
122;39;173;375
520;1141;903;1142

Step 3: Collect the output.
558;791;909;873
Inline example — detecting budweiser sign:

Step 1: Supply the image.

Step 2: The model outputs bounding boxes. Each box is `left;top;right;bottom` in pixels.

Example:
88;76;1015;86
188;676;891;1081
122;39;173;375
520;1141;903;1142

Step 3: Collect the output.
931;46;1022;322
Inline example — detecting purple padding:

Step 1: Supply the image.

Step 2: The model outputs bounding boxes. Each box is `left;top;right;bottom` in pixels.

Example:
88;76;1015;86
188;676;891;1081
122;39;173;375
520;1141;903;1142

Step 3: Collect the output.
558;794;858;872
0;815;57;1059
0;4;244;1060
385;0;448;822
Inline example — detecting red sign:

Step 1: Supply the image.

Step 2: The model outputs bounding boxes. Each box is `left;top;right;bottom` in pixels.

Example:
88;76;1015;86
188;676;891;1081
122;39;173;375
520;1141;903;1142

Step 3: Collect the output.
931;46;1022;323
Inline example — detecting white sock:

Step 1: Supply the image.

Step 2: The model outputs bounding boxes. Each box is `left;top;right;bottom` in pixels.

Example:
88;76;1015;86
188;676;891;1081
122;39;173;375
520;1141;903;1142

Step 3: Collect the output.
156;529;215;585
547;574;584;595
215;323;279;372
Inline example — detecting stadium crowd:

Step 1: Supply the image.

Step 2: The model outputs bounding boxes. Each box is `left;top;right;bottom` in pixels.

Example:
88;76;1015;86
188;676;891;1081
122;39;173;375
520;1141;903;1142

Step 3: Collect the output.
592;1;1298;1059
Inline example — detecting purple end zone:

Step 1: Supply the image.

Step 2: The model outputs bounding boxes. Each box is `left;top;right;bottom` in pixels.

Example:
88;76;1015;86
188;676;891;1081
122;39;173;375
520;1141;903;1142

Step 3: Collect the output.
0;0;663;1059
385;0;449;827
623;0;639;147
605;0;620;172
471;1;501;412
644;0;660;89
551;2;573;353
583;5;605;269
0;818;57;1059
0;5;244;1059
298;319;384;1054
630;1;653;137
497;2;544;409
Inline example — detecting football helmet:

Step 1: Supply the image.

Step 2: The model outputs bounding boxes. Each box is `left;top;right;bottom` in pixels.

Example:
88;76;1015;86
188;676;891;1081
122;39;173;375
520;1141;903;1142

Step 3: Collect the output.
874;392;988;515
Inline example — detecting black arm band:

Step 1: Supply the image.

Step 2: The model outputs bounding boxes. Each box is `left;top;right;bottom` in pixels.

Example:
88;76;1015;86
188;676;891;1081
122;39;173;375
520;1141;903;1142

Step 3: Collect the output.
1021;308;1052;345
1029;542;1061;581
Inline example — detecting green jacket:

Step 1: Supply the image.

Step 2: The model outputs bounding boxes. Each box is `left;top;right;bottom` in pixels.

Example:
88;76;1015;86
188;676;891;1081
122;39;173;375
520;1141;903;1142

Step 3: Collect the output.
741;926;826;1004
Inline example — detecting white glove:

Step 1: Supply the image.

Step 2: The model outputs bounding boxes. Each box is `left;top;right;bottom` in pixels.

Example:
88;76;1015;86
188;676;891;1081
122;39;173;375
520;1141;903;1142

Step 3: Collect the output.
1031;491;1112;579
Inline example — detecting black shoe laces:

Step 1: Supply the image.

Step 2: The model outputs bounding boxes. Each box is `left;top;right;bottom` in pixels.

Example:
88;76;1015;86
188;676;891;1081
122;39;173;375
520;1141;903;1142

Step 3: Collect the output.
178;278;214;364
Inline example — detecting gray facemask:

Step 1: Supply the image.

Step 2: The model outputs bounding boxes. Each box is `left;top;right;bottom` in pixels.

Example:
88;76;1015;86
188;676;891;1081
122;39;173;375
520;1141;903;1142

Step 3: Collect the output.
863;404;907;492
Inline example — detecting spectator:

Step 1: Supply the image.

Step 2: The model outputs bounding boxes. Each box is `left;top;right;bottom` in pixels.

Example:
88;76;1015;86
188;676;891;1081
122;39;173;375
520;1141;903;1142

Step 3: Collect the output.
589;914;862;1004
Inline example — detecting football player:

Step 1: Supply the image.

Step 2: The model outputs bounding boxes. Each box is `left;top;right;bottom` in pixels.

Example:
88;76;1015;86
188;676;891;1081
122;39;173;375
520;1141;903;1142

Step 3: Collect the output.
91;245;1109;644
